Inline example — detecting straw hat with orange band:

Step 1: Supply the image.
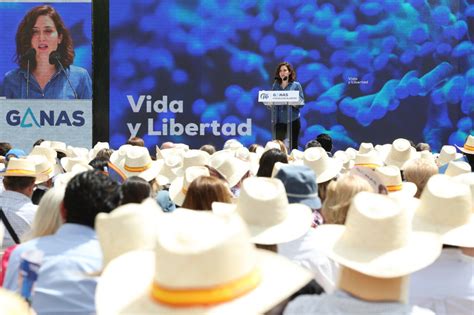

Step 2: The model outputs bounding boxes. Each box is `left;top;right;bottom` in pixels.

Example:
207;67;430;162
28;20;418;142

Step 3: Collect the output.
375;165;417;198
456;134;474;155
117;146;163;181
95;210;312;315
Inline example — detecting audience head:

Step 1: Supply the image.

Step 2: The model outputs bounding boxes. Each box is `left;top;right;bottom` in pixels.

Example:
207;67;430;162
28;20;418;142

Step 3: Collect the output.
322;174;373;224
1;158;41;197
89;157;109;173
199;144;216;155
415;142;431;152
305;139;321;150
63;170;121;228
248;143;263;153
316;133;333;154
256;148;288;177
95;148;113;160
0;142;12;157
403;158;439;198
182;176;232;210
121;176;151;205
126;136;145;147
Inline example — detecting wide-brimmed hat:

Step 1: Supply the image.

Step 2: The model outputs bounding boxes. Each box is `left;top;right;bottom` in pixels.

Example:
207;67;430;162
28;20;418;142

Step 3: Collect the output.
215;157;250;188
384;138;416;168
60;156;90;173
444;160;471;177
312;192;442;278
436;145;463;167
412;174;474;247
118;147;163;181
0;158;48;183
110;144;133;166
89;142;110;160
456;134;474;155
175;150;210;176
303;147;342;183
223;139;244;151
273;164;321;210
333;150;355;173
40;140;69;156
353;150;384;170
95;198;162;267
156;154;183;186
66;145;90;159
169;166;210;206
453;172;474;208
264;141;281;152
95;210;313;315
208;150;234;169
29;155;57;184
358;142;374;154
374;165;417;197
214;177;312;245
29;146;57;164
156;146;187;161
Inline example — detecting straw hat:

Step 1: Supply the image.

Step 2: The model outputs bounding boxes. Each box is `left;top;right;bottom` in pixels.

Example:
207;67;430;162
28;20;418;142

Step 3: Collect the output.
312;192;442;278
175;150;210;176
374;143;391;161
110;144;133;166
412;174;474;247
156;146;187;161
353;150;384;169
29;146;57;164
215;157;250;188
40;140;69;156
95;198;162;267
223;139;244;151
29;155;57;184
289;149;304;161
453;173;474;209
456;134;474;155
89;142;110;160
0;158;48;183
374;165;417;197
384;138;416;168
273;164;322;210
358;142;374;154
60;156;90;173
436;145;463;167
208;150;234;169
95;210;313;315
54;164;92;188
169;166;210;206
118;147;163;181
333;150;354;173
263;141;281;152
444;160;471;177
156;154;183;186
214;177;312;245
66;145;90;159
303;147;342;183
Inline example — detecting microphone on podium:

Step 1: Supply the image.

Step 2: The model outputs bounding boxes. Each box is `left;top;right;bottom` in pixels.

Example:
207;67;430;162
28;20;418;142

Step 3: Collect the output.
22;48;36;99
49;51;78;99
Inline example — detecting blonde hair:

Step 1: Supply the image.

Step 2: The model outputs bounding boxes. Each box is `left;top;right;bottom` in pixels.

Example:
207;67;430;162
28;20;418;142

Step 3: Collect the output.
403;158;438;198
322;174;373;224
0;288;33;315
21;186;64;242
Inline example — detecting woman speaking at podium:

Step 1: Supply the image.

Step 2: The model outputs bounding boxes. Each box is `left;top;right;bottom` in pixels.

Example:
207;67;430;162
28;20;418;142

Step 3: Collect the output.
271;61;304;150
2;5;92;99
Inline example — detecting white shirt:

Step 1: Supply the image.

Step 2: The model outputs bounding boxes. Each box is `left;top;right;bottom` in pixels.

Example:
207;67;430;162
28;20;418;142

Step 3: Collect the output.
278;228;339;293
284;290;435;315
410;248;474;315
0;190;37;249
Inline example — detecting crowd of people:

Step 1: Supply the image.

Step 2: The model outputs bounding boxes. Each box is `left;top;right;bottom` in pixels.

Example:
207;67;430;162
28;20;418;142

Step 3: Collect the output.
0;133;473;315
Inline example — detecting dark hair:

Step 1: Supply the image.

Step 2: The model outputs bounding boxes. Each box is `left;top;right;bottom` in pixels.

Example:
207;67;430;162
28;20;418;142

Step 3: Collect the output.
89;157;109;172
15;5;74;70
121;176;151;205
0;142;12;156
305;140;321;150
256;148;288;177
316;134;333;153
465;153;474;170
64;171;121;228
33;139;45;147
415;142;431;152
182;176;232;211
274;61;296;84
3;176;35;191
95;148;113;160
126;136;145;147
248;144;262;153
199;144;216;155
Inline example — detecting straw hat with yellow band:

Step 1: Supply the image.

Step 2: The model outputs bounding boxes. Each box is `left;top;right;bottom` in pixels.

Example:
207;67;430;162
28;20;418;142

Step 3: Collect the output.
118;146;163;181
456;134;474;155
28;155;58;184
375;165;417;197
95;210;312;315
168;166;210;206
0;158;48;183
353;150;384;170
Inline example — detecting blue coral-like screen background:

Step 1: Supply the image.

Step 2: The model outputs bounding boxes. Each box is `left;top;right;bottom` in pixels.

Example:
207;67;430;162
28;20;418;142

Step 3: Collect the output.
110;0;473;151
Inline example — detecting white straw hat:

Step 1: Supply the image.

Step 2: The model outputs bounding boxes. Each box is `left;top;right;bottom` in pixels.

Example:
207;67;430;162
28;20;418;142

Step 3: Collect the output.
453;172;474;209
175;150;210;176
375;165;417;197
118;146;163;181
213;177;312;245
456;134;474;155
436;145;463;167
95;210;312;315
169;166;210;206
29;155;57;184
303;147;342;183
60;156;91;173
215;157;250;188
89;142;110;160
0;158;48;183
312;192;442;278
413;174;474;247
384;138;416;168
358;142;374;154
29;146;57;164
95;198;162;267
444;160;471;177
156;154;183;186
353;150;384;169
110;144;133;166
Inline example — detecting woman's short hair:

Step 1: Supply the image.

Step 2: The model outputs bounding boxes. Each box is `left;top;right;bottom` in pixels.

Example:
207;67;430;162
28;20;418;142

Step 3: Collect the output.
22;186;64;242
126;137;145;147
322;174;373;225
121;176;152;205
256;148;288;177
403;158;438;198
199;144;216;155
15;5;74;70
274;61;297;83
182;176;232;211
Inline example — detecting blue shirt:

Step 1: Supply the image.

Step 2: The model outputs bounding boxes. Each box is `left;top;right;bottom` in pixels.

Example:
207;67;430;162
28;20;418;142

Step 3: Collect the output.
4;224;102;315
2;65;92;99
271;81;305;123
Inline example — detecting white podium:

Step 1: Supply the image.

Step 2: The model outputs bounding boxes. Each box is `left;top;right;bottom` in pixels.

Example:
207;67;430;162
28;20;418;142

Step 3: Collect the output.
258;90;301;151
